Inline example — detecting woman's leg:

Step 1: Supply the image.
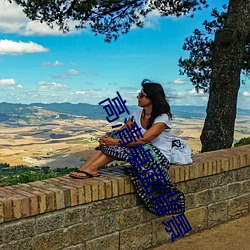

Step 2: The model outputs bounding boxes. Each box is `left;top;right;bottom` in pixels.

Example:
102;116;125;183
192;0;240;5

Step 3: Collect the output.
70;150;116;178
81;150;103;168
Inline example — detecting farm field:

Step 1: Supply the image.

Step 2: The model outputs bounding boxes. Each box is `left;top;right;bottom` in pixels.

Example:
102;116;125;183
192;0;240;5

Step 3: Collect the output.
0;114;249;168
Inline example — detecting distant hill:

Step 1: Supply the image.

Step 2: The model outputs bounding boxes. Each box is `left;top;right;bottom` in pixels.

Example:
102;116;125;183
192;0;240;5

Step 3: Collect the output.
0;102;249;124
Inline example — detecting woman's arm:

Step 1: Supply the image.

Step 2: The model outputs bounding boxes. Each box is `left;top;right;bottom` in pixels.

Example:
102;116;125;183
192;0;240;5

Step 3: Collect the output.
102;122;168;147
99;117;135;145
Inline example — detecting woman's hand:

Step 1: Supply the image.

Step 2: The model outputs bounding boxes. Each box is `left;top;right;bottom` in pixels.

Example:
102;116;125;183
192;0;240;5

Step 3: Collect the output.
99;136;119;147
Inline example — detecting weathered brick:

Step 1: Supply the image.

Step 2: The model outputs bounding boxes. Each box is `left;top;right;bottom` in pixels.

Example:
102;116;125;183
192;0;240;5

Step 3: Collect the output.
0;238;32;250
12;189;38;216
194;189;214;207
220;159;229;172
64;207;85;227
93;213;118;237
241;179;250;193
212;160;218;174
124;177;131;194
179;166;185;182
208;161;213;176
198;163;204;177
175;181;187;194
53;186;70;208
213;185;228;201
120;222;152;250
130;183;136;193
104;180;112;198
62;244;85;250
86;232;119;250
84;194;136;218
152;216;172;246
117;177;125;195
202;162;208;177
112;179;119;197
83;184;92;203
91;183;99;201
235;168;246;181
67;222;96;244
0;187;16;198
245;166;250;179
228;156;234;171
185;193;196;210
60;179;85;205
2;218;35;243
228;194;249;219
21;184;54;212
1;198;12;222
232;155;238;169
185;206;208;232
12;197;22;220
32;191;47;214
169;167;177;182
32;228;70;250
185;178;208;193
228;182;241;198
247;152;250;165
44;190;56;211
61;185;78;206
0;200;4;223
36;212;64;234
98;181;105;200
208;201;227;227
184;165;190;181
115;206;148;230
48;187;65;210
239;154;247;168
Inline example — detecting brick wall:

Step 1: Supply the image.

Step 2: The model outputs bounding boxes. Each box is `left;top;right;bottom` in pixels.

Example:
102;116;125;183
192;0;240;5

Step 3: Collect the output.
0;145;249;250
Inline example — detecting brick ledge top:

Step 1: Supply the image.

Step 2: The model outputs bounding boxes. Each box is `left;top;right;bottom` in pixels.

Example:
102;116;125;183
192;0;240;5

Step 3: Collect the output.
0;145;249;224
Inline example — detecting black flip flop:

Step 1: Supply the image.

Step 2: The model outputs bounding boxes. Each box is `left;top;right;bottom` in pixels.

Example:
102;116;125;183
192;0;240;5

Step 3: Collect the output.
69;169;100;179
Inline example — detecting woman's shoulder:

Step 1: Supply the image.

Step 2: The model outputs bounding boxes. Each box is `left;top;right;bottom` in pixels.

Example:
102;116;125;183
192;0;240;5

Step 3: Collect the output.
155;113;171;120
132;109;143;117
153;113;172;126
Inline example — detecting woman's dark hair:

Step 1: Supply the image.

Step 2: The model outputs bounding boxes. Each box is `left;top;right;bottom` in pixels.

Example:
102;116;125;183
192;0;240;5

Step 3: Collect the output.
141;79;172;129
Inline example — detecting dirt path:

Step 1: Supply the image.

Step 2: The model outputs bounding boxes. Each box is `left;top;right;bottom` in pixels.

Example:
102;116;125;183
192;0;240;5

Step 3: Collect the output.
151;213;250;250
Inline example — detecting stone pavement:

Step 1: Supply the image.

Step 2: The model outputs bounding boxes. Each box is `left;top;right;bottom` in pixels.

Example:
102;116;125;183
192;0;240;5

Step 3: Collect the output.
151;213;250;250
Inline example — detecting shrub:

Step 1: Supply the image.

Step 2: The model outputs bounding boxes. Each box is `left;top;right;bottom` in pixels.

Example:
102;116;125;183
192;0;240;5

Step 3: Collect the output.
234;137;250;147
0;165;78;187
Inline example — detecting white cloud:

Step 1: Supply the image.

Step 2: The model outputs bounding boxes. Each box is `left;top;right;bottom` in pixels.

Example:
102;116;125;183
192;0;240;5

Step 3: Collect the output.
68;69;80;76
38;81;68;91
0;39;48;55
0;0;83;36
43;60;63;66
17;84;24;89
0;78;16;85
0;78;25;91
172;79;185;85
243;91;250;97
75;91;86;95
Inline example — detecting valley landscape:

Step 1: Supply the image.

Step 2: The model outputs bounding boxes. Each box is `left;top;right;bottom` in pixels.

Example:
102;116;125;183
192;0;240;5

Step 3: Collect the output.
0;102;249;168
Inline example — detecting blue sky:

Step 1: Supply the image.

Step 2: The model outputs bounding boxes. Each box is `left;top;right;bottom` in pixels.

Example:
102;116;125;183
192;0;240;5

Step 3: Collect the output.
0;0;249;108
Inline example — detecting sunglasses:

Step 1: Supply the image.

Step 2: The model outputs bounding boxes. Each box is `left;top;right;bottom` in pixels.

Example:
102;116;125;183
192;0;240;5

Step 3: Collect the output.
138;92;146;98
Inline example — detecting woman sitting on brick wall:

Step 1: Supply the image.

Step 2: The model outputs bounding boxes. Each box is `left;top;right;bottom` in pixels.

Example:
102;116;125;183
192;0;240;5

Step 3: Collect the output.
69;79;185;215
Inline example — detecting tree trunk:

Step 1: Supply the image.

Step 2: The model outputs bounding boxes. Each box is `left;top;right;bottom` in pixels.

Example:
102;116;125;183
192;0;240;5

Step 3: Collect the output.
200;0;250;152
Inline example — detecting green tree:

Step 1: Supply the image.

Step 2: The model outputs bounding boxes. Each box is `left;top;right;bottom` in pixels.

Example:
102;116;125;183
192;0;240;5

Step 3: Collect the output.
179;5;250;92
8;0;208;42
179;2;250;151
8;0;250;152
